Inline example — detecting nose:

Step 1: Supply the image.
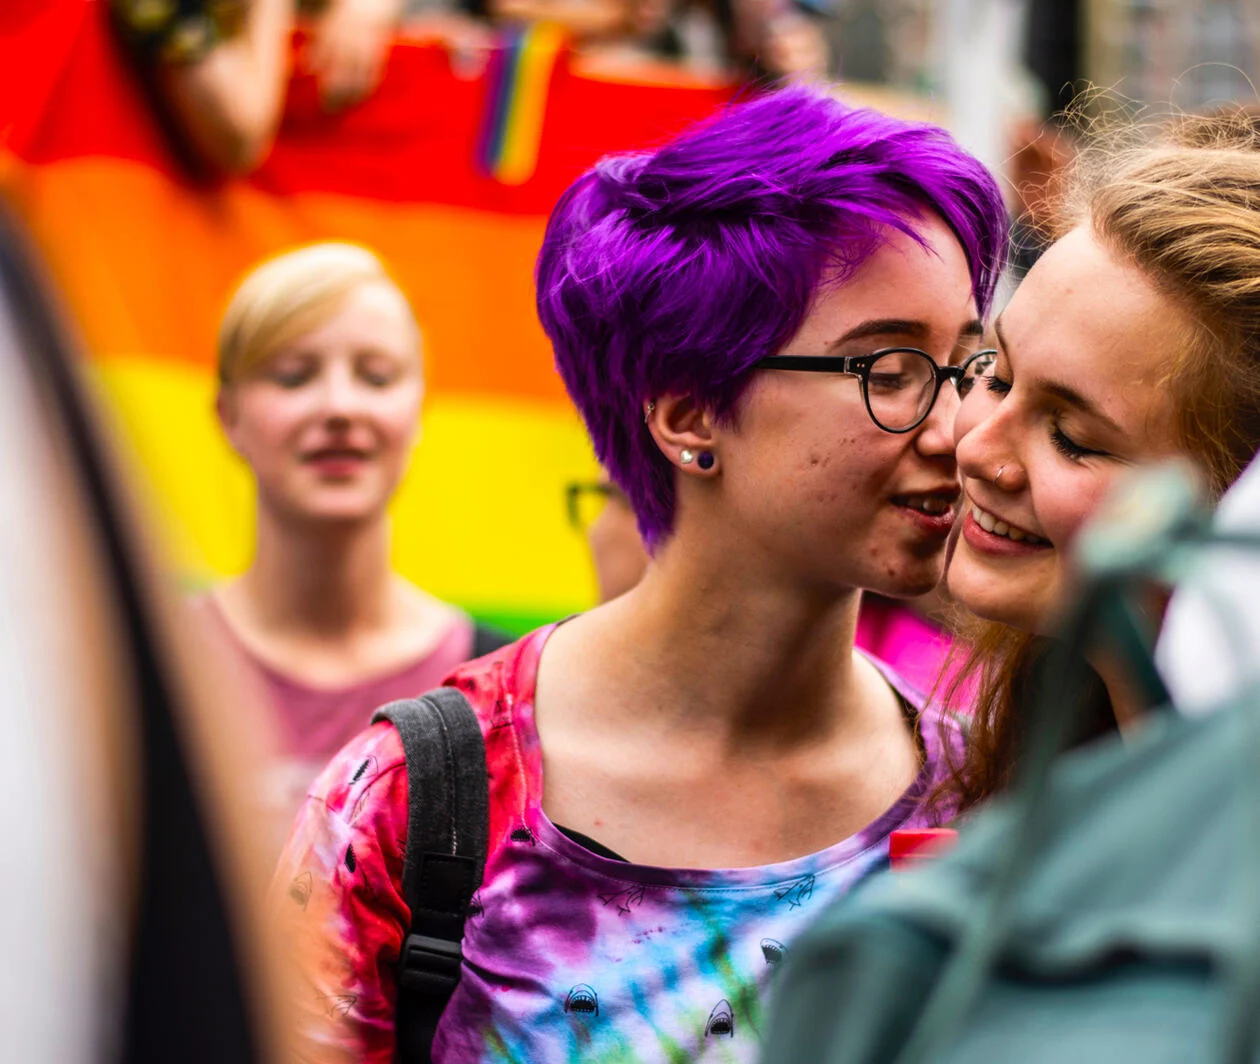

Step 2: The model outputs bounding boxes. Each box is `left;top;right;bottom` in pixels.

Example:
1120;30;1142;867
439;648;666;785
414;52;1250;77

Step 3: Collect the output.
913;385;959;460
955;394;1025;492
317;361;360;423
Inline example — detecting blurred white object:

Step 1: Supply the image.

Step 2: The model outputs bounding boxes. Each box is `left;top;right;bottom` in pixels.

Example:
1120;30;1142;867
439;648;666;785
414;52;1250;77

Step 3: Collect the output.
1157;452;1260;714
933;0;1029;176
0;264;114;1064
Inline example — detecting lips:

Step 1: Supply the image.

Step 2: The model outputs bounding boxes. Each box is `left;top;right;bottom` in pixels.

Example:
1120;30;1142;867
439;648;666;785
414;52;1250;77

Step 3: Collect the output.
892;493;957;517
960;501;1052;557
302;446;372;477
303;447;369;463
891;488;960;537
967;502;1047;544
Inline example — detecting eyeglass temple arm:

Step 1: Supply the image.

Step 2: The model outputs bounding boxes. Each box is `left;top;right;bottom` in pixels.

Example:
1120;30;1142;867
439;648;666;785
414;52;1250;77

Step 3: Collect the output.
755;355;863;375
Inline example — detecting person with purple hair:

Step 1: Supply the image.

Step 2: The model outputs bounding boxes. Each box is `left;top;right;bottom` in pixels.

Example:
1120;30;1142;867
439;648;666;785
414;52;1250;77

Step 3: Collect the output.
272;84;1006;1063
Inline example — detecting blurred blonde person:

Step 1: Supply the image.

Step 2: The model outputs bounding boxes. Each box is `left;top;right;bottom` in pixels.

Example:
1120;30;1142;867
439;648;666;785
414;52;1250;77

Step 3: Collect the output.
205;243;506;854
567;476;650;603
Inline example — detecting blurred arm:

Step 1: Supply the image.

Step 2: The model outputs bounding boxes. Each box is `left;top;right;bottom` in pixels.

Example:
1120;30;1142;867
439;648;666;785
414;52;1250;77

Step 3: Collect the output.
305;0;404;112
271;723;411;1064
156;0;294;174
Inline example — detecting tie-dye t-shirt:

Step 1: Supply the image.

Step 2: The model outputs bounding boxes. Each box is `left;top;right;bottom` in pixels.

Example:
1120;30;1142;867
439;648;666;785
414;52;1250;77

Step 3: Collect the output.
273;623;960;1064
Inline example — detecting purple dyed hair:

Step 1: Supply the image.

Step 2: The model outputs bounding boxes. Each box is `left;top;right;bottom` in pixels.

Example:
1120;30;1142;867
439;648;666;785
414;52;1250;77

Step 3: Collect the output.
537;84;1008;548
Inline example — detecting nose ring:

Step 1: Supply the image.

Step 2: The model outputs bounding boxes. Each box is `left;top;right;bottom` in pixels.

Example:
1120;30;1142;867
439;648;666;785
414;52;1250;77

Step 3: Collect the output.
995;464;1009;489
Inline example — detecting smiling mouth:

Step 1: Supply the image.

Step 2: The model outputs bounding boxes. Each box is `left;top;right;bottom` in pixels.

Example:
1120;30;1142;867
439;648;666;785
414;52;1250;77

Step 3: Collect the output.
304;448;370;463
969;503;1048;545
892;493;957;516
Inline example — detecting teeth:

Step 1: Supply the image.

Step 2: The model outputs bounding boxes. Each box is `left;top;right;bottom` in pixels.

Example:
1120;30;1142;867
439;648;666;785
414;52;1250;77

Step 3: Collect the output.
903;495;951;516
971;505;1045;545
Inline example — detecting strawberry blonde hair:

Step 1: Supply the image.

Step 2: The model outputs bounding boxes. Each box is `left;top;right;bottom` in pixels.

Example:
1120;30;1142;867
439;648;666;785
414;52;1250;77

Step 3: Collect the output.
947;106;1260;812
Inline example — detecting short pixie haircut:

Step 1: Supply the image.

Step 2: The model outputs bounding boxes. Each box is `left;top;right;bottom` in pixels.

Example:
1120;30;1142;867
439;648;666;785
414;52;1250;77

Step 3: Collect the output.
218;243;416;385
537;85;1007;548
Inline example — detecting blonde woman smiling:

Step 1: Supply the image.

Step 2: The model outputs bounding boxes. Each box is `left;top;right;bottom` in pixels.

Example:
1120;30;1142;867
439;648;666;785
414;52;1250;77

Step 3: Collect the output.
204;243;506;850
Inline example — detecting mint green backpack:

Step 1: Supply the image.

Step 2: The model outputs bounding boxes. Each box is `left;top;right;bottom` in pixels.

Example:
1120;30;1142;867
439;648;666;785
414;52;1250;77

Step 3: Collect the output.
763;466;1260;1064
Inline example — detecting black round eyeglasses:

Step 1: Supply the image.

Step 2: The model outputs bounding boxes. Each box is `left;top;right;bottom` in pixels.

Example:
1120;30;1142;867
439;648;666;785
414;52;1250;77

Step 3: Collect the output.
754;347;998;434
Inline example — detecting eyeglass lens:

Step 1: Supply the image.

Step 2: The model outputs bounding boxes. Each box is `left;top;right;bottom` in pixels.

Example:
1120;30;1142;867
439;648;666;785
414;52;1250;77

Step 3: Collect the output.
865;349;939;431
957;351;996;400
865;349;998;431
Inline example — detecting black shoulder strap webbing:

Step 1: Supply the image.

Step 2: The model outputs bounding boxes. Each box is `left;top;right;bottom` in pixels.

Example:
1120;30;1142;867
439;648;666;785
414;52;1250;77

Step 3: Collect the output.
371;688;489;1063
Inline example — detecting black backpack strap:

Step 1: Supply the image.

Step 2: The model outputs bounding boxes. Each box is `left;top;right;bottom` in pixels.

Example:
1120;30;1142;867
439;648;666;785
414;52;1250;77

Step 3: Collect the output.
371;688;489;1063
471;622;512;659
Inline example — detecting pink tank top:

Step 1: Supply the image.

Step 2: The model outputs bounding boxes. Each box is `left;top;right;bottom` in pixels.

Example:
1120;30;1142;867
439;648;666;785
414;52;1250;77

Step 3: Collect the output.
199;596;476;855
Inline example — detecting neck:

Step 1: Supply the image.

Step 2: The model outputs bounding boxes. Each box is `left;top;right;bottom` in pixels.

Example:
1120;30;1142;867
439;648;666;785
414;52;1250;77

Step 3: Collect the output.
587;535;869;748
240;502;395;636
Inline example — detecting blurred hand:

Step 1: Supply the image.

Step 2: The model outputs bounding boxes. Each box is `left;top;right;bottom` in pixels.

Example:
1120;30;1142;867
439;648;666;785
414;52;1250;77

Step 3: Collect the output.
490;0;628;43
306;0;404;112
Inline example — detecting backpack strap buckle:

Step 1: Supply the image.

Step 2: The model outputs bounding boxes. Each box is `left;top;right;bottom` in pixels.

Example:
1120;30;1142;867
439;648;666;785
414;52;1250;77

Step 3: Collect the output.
399;933;464;995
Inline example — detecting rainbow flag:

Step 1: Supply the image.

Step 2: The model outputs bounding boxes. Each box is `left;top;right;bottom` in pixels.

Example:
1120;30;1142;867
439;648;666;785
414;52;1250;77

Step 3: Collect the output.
0;1;733;632
477;22;568;186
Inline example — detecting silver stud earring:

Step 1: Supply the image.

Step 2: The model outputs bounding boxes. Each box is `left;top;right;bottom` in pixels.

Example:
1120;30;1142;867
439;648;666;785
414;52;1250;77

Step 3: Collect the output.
680;449;695;465
644;401;655;424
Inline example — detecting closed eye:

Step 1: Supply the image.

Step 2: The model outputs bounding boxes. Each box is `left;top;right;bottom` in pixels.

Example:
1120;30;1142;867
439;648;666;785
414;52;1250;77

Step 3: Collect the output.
1051;424;1109;461
985;373;1012;397
868;373;910;392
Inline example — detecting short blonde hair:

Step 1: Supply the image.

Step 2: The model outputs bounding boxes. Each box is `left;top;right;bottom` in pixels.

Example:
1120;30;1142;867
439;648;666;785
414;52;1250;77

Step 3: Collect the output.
217;243;417;384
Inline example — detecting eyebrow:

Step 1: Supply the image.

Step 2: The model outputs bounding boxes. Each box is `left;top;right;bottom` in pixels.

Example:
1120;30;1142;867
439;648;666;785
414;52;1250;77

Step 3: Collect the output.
827;317;984;349
993;315;1125;435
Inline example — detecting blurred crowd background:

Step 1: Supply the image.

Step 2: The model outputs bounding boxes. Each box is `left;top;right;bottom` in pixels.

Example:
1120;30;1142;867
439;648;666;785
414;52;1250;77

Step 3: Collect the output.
1;1;1259;1061
3;0;1258;640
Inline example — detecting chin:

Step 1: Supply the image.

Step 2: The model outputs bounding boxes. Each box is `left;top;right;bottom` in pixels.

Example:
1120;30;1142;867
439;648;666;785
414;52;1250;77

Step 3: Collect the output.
280;496;384;526
308;505;383;525
946;567;1040;632
877;577;941;600
864;561;945;601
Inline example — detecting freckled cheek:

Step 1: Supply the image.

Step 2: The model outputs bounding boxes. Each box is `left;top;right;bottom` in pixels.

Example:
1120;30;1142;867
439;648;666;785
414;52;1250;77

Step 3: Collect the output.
795;435;903;507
